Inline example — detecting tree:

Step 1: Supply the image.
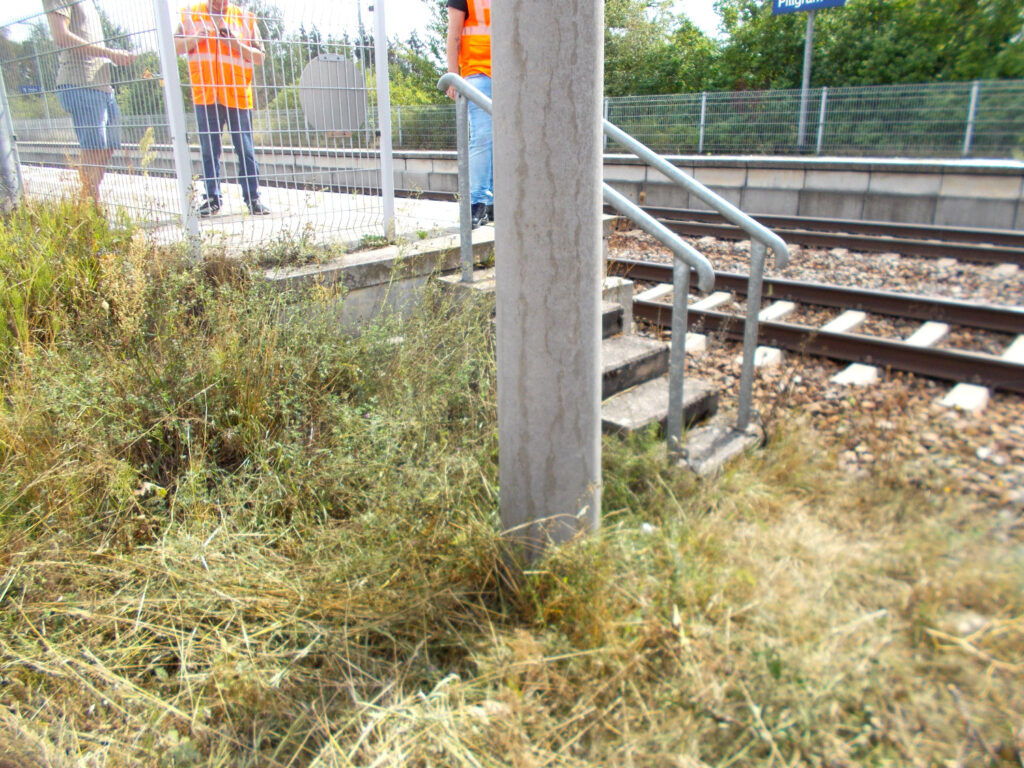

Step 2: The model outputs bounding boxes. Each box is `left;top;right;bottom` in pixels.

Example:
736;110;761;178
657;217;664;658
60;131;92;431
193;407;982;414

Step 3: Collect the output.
605;0;717;95
388;33;446;105
711;0;1024;90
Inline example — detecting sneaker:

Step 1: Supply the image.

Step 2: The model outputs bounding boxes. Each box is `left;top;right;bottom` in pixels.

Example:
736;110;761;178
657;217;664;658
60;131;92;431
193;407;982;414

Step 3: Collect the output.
247;199;271;215
471;202;488;229
197;197;221;217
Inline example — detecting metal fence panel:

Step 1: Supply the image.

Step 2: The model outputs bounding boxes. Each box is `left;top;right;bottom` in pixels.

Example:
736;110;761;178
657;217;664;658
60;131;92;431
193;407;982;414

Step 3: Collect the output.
0;0;406;250
599;80;1024;159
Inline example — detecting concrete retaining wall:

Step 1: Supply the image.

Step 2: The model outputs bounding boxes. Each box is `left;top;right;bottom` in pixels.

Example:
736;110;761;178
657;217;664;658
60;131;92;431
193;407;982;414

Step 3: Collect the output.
16;142;1024;230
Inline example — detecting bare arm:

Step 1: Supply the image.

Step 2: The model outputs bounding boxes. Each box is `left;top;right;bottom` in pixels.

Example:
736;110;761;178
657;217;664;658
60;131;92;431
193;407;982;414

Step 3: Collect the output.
46;11;136;66
445;7;465;100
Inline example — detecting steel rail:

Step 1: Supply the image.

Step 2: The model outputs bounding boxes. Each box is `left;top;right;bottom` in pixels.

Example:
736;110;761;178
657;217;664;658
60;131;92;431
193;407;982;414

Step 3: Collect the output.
608;257;1024;335
630;207;1024;249
614;207;1024;265
633;302;1024;394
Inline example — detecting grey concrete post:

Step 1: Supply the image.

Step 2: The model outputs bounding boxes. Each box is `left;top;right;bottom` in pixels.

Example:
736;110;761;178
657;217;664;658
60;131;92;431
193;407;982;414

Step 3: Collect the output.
493;1;603;560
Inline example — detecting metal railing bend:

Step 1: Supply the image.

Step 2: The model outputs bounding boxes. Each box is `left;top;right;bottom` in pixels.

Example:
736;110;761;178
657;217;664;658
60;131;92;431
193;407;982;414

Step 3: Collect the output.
602;119;790;435
438;73;733;460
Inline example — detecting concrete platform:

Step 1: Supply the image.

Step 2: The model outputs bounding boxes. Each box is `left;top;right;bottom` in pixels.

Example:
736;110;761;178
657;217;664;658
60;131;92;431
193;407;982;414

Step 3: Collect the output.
19;165;462;254
601;375;718;434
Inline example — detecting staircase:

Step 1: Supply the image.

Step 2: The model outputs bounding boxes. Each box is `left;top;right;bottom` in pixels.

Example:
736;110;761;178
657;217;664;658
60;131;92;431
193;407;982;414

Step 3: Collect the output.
437;228;757;474
598;286;718;435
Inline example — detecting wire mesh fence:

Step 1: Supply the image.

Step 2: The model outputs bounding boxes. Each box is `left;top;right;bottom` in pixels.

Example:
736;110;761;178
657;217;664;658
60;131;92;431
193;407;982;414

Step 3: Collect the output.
1;2;1022;253
0;0;462;252
604;80;1024;159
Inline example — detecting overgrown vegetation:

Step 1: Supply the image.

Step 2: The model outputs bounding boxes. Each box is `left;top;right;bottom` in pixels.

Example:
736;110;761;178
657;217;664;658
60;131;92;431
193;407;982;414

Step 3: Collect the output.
1;201;1021;766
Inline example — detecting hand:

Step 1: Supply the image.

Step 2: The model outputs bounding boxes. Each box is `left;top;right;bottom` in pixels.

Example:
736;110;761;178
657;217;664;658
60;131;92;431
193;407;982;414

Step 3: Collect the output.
108;49;138;67
447;85;457;100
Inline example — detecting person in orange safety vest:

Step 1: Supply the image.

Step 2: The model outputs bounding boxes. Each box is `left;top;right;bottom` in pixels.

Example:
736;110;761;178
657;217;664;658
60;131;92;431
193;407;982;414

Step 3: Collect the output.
174;0;269;216
446;0;492;229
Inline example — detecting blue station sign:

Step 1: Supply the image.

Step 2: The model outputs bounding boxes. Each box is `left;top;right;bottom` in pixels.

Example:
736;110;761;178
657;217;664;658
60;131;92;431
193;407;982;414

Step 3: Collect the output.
772;0;846;14
19;85;42;94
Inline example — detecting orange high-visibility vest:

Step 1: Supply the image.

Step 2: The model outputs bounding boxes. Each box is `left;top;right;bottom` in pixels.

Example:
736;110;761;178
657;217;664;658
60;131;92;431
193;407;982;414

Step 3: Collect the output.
458;0;491;78
181;2;257;110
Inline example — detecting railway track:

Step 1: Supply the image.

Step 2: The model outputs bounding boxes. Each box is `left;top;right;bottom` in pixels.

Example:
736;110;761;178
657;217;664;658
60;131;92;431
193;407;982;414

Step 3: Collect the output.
608;257;1024;395
611;206;1024;266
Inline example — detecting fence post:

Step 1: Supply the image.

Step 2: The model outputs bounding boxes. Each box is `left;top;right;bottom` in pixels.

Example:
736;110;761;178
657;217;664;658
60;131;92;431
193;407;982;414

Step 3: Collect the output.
152;0;199;251
815;86;828;155
796;9;815;149
372;0;396;238
0;64;24;209
963;80;980;157
698;91;707;154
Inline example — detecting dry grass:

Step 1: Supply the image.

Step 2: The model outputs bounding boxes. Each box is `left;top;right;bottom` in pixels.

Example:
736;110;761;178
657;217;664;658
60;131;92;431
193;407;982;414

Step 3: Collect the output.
1;201;1021;767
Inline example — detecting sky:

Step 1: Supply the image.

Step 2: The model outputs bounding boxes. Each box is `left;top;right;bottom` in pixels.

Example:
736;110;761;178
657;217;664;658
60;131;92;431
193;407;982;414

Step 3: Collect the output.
3;0;722;43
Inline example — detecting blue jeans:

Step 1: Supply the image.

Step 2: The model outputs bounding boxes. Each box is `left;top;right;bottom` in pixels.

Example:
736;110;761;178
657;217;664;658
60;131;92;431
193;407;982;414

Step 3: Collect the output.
57;85;121;151
466;74;493;206
195;103;260;205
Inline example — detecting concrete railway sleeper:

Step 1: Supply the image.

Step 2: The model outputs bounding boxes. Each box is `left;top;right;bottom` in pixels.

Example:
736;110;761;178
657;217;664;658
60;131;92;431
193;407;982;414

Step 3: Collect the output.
609;258;1024;336
631;294;1024;396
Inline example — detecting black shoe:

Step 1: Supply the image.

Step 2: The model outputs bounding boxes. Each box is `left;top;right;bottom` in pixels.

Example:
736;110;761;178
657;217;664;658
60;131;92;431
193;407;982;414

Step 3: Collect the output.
486;204;494;222
197;197;221;217
247;199;270;215
471;202;488;229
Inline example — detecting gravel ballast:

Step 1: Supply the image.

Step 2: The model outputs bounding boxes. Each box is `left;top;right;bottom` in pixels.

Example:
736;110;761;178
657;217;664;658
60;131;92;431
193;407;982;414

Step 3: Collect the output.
609;229;1024;517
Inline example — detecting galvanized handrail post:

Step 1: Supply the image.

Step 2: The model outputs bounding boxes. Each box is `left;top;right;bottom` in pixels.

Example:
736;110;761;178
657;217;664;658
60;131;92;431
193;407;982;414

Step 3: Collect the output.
737;239;768;432
438;74;489;283
455;93;472;282
667;260;691;460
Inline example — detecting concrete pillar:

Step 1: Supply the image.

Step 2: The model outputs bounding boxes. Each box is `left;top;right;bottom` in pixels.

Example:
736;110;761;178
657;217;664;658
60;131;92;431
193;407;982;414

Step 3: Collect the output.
492;1;603;559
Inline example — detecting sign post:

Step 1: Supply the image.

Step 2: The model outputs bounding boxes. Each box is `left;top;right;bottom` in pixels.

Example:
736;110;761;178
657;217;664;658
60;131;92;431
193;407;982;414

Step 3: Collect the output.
772;0;845;150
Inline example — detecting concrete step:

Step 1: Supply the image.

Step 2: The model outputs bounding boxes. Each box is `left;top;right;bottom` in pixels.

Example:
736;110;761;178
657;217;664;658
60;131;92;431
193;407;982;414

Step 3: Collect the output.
601;374;719;434
602;301;624;339
602;335;669;399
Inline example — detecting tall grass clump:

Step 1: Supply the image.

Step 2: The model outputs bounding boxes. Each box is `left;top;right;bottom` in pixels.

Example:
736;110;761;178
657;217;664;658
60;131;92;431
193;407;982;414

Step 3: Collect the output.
1;200;1021;767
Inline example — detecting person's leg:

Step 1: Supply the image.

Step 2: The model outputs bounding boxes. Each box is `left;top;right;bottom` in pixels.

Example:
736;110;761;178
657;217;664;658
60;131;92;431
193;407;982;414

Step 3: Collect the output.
78;93;121;201
57;85;114;201
194;102;223;208
79;149;113;200
465;74;493;219
225;107;263;210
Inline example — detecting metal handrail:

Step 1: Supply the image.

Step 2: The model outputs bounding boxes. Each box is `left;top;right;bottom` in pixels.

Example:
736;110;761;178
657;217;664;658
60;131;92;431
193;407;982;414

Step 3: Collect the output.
603;120;791;432
438;72;717;460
